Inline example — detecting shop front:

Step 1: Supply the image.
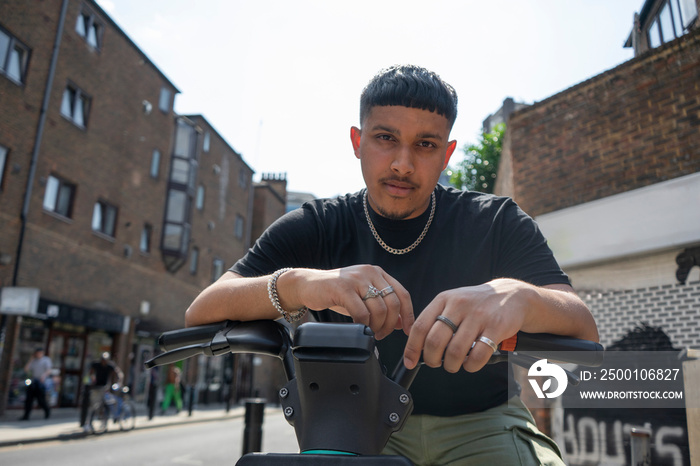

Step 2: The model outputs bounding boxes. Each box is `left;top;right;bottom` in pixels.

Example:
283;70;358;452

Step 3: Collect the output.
7;299;129;410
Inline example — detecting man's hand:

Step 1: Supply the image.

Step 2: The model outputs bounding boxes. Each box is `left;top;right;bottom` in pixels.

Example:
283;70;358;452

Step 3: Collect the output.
403;279;597;373
280;266;414;339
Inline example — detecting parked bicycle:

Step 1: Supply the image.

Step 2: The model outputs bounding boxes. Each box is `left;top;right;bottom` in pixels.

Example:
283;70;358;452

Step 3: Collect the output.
88;383;136;434
145;320;603;465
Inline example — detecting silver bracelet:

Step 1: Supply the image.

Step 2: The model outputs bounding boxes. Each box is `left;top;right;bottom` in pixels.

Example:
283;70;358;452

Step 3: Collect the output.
267;268;308;323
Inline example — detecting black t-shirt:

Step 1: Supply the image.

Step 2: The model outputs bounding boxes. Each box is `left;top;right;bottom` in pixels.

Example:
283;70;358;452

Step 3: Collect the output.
91;361;117;387
232;184;570;416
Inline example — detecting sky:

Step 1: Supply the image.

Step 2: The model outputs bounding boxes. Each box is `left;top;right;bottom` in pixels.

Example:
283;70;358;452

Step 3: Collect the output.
97;0;645;199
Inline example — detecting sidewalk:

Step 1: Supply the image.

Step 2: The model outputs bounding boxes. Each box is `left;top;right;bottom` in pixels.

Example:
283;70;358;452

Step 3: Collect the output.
0;403;259;448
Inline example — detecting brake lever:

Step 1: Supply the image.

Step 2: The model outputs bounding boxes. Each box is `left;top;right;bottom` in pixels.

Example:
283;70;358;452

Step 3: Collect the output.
145;344;210;368
145;325;234;369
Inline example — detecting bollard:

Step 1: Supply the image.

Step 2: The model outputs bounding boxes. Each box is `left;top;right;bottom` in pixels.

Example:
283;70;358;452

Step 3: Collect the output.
630;426;652;466
241;398;265;454
79;385;91;426
188;384;195;416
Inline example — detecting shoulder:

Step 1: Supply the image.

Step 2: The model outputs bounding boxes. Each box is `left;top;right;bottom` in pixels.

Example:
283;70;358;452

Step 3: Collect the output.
435;184;520;217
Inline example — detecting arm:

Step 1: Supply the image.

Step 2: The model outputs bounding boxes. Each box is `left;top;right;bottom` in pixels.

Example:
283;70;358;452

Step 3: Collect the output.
403;278;599;372
185;266;415;340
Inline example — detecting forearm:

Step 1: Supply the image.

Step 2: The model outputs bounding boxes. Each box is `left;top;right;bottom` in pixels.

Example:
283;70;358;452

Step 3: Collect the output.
518;281;599;342
185;271;280;327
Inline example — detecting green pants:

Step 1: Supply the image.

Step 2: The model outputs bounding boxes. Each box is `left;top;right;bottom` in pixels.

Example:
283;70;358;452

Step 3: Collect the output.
161;383;182;412
382;397;564;466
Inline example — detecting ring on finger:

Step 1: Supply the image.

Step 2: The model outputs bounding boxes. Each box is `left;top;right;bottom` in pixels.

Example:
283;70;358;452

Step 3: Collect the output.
363;285;381;300
436;315;458;334
378;286;394;297
476;335;498;353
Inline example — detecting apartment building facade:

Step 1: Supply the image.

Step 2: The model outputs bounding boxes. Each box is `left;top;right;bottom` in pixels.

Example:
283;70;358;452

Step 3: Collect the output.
0;0;258;414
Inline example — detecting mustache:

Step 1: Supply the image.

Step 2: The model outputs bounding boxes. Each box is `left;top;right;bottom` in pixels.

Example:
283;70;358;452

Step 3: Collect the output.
379;177;419;189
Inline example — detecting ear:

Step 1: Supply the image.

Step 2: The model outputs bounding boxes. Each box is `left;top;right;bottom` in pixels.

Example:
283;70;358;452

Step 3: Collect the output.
443;140;457;169
350;126;362;159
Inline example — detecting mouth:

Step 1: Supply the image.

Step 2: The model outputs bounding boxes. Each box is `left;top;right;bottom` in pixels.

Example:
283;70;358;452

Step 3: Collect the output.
382;179;417;197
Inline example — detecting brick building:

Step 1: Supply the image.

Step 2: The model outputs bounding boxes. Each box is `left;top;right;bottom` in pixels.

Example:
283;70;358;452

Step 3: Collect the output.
495;1;699;463
0;0;265;415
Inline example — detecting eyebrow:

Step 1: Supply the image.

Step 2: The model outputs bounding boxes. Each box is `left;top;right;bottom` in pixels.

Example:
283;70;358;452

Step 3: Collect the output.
370;125;443;140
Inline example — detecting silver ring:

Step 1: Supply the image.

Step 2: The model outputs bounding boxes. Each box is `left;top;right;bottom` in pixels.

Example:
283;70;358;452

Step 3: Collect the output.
436;315;458;333
378;286;394;297
363;285;381;300
477;335;498;353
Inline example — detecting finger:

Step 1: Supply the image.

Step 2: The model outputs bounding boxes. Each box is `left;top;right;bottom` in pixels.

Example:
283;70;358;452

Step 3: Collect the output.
403;297;443;369
363;287;390;339
421;318;454;368
382;274;413;335
442;326;473;373
462;333;499;373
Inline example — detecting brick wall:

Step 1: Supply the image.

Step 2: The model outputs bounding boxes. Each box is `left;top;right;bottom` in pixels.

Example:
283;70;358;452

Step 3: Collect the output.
499;27;700;217
580;281;700;349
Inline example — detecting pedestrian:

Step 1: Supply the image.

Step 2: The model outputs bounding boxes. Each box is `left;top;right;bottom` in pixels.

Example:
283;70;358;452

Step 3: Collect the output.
183;64;599;465
20;348;52;420
161;365;183;415
83;352;122;430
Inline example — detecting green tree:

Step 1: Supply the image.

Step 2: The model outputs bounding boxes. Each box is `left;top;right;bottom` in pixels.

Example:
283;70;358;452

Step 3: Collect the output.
447;123;505;193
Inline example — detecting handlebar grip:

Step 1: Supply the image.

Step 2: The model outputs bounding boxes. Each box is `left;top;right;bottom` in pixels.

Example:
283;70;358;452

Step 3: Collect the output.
158;321;233;351
500;332;604;366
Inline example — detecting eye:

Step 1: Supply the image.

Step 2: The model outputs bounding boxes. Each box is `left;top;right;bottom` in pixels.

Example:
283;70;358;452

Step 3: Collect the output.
418;140;437;148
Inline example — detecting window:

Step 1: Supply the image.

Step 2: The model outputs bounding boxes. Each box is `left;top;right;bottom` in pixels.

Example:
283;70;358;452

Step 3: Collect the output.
647;0;699;49
0;144;7;190
159;87;171;113
60;84;90;128
43;175;76;218
75;8;103;49
140;224;152;253
150;149;161;178
196;185;205;210
189;247;199;275
235;215;244;240
161;119;199;272
211;258;225;282
679;0;698;29
238;168;248;189
203;132;211;153
0;26;30;84
92;200;117;237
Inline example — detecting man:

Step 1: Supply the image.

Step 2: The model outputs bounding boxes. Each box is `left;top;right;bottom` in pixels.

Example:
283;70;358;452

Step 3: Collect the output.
185;65;598;465
20;348;52;420
82;352;123;430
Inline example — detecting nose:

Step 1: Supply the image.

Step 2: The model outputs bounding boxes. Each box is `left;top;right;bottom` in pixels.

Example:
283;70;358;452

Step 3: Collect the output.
390;145;415;176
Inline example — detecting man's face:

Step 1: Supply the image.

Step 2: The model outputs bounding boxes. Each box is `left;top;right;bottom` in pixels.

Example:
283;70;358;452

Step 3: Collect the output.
351;106;456;220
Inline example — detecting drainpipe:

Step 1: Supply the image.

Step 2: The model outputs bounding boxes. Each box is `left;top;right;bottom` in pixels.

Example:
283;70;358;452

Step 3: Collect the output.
0;0;69;417
12;0;69;285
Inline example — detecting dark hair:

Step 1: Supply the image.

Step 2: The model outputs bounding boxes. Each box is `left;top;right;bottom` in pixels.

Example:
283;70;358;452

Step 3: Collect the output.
359;65;458;128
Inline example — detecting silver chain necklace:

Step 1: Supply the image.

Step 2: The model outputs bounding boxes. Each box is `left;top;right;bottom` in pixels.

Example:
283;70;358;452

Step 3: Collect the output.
363;190;436;255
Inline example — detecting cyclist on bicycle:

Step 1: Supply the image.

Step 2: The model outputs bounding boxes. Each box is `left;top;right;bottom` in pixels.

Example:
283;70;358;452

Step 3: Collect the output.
184;65;599;465
82;352;123;430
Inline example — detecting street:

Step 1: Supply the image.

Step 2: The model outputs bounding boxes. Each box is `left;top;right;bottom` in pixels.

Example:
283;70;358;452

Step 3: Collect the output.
0;410;298;465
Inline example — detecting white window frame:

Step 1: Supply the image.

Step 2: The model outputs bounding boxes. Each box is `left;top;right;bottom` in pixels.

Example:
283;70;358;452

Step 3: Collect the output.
235;214;245;240
150;149;161;178
61;84;91;128
0;26;30;84
92;200;118;237
0;144;7;190
196;185;205;210
75;7;103;49
159;87;171;113
43;175;76;218
140;223;152;253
